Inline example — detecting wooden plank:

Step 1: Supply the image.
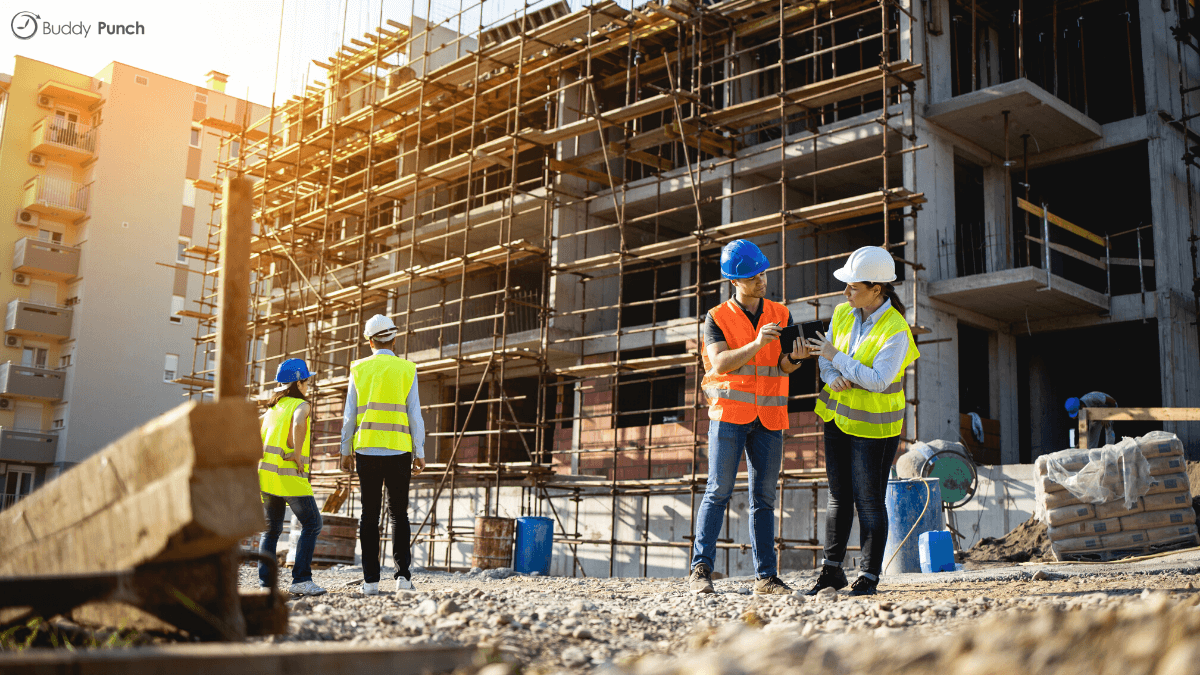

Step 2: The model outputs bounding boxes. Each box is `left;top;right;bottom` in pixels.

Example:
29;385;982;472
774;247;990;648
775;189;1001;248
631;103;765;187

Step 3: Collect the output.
549;158;616;186
0;399;263;576
0;643;474;675
734;0;833;38
1025;235;1107;270
1081;407;1200;422
523;93;680;145
1016;198;1106;247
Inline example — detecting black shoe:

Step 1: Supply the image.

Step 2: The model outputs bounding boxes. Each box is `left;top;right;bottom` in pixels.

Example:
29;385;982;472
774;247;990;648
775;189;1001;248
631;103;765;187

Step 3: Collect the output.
847;575;878;596
689;563;715;594
804;564;848;596
753;575;793;595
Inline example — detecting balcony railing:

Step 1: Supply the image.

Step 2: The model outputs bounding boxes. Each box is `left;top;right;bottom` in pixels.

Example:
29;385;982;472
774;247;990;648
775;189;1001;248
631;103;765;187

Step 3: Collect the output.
5;299;73;340
22;176;90;220
0;363;66;401
0;428;57;464
30;116;96;161
13;238;80;278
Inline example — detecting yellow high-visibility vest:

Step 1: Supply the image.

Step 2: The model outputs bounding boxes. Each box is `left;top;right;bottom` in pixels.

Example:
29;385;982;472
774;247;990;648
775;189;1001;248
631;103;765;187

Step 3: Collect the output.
814;302;919;439
258;396;313;497
350;353;416;453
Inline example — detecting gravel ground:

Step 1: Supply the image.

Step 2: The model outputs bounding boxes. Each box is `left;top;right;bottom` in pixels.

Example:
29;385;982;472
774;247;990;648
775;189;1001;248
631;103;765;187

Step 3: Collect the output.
242;562;1200;673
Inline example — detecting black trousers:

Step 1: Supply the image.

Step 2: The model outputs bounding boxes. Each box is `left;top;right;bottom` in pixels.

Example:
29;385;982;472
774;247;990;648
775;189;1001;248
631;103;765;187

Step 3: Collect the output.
822;421;900;576
356;452;412;583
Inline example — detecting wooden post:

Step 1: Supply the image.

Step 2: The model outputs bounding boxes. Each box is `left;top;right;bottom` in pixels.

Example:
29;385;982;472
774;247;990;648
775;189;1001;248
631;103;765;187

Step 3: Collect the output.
216;177;253;400
1078;409;1089;449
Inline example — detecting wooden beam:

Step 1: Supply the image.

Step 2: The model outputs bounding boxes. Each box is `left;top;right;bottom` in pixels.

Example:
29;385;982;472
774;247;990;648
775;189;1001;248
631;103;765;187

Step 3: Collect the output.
1025;235;1107;270
0;643;474;675
1081;407;1200;422
216;177;253;400
549;158;616;186
0;399;264;576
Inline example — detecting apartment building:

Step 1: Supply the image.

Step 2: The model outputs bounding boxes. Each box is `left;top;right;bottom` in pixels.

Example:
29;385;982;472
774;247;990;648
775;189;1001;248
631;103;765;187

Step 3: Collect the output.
0;56;268;508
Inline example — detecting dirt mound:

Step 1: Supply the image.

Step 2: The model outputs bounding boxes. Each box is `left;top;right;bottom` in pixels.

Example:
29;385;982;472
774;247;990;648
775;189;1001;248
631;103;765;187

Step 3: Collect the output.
608;593;1200;675
960;515;1052;565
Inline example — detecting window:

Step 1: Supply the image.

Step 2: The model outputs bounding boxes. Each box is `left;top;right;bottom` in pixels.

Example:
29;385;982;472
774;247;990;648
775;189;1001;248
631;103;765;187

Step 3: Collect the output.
59;354;71;368
37;229;63;244
230;140;240;158
21;346;47;369
2;467;34;509
194;92;208;104
52;419;64;429
164;353;179;382
170;295;184;323
182;179;196;207
135;75;148;86
189;127;201;147
177;237;189;263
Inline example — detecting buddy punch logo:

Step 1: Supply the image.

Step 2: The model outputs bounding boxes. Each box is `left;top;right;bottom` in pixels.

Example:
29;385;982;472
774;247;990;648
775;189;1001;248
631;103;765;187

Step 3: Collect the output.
11;11;37;39
11;11;146;40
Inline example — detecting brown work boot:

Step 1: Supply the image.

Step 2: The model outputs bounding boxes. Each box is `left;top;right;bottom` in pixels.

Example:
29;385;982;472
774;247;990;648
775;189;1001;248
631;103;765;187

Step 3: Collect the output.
753;575;793;595
689;563;715;594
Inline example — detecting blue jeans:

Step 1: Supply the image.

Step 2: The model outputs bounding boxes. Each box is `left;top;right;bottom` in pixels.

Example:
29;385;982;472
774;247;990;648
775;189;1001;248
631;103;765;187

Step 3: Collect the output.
821;421;900;576
691;418;783;578
259;493;323;585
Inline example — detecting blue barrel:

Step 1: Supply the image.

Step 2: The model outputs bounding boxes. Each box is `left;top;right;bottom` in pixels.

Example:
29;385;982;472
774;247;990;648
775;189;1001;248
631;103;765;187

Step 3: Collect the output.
514;516;554;576
882;478;943;575
918;530;955;573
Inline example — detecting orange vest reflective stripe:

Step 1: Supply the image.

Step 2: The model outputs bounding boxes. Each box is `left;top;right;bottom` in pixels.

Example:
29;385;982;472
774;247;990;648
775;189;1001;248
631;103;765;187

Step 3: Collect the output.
701;298;790;430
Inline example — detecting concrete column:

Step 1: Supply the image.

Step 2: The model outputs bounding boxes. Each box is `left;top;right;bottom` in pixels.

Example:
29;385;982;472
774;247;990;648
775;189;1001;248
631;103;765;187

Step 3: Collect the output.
991;330;1020;463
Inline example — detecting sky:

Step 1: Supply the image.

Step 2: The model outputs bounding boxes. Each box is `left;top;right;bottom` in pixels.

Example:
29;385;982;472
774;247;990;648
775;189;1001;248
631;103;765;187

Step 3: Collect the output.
0;0;560;107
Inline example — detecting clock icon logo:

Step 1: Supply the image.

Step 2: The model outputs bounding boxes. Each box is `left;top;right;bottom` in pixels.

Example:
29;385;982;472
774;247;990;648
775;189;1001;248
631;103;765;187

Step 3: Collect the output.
11;12;39;40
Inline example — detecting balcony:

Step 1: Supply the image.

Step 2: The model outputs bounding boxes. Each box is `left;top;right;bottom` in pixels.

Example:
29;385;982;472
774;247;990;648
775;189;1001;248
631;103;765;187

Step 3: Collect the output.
30;116;96;164
22;176;90;221
13;238;80;279
0;429;57;464
5;300;73;340
0;363;66;401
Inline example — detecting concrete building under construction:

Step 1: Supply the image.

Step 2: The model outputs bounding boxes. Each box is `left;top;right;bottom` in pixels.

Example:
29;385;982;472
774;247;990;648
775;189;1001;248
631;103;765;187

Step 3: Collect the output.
185;0;1200;576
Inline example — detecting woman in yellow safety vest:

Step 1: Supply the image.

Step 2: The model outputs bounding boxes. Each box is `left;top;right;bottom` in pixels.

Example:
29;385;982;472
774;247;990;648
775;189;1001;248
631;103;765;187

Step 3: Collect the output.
803;246;920;597
258;358;326;596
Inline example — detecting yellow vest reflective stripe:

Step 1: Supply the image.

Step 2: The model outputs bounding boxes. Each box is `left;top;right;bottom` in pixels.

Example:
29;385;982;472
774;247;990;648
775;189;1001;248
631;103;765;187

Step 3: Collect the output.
350;354;416;453
258;396;313;497
814;302;920;439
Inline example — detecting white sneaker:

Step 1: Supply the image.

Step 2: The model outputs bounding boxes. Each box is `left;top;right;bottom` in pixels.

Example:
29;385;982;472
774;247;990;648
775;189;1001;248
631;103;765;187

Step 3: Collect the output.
396;577;414;591
362;582;379;596
288;580;327;596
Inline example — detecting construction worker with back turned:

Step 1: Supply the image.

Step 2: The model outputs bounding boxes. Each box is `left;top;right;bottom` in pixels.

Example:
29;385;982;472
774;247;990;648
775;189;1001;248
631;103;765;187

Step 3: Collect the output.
688;239;811;595
340;314;426;595
258;358;326;597
804;246;920;596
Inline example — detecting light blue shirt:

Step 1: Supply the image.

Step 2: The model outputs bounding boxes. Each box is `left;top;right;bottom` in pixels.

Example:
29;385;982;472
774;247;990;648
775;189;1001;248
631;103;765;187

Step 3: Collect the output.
818;300;910;394
340;349;425;459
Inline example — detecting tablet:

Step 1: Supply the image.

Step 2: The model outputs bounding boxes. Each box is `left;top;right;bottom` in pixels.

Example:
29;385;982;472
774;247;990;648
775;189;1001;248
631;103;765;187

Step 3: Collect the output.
777;325;801;352
800;320;826;342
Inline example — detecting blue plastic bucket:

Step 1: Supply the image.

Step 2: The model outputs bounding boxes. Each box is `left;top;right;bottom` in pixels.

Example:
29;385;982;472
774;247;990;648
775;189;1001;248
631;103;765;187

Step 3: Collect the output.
514;516;554;576
918;530;956;573
881;478;944;575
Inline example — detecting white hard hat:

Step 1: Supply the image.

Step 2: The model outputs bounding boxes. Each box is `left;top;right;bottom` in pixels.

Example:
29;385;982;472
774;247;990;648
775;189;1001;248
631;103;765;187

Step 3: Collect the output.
832;246;897;284
363;314;399;341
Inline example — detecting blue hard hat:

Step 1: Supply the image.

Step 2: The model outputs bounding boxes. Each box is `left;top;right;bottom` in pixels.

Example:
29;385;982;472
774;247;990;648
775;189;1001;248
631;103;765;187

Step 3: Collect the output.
1065;397;1081;419
720;239;770;279
275;358;311;384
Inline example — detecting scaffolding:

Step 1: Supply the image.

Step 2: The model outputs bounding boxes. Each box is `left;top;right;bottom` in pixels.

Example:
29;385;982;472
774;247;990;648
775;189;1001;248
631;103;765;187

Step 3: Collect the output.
186;0;926;577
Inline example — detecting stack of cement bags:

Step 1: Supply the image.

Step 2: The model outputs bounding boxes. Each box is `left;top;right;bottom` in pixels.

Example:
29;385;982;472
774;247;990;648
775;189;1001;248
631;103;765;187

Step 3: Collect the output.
1036;431;1197;560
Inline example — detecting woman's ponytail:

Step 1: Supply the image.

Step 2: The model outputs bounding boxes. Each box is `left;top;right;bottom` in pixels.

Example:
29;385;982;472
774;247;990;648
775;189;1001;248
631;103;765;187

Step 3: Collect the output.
869;282;905;317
